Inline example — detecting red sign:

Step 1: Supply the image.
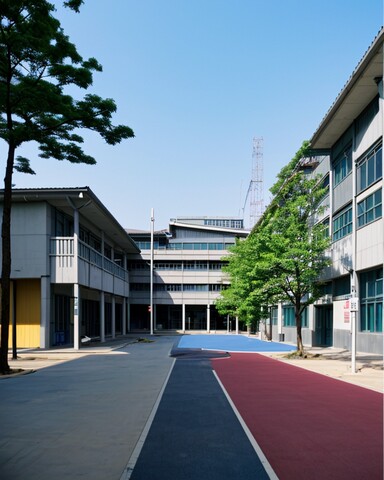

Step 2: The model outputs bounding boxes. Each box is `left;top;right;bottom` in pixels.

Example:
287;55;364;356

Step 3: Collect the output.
344;300;350;323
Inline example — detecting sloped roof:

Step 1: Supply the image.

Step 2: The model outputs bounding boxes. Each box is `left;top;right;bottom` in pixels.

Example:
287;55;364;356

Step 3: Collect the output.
2;187;140;253
311;27;383;149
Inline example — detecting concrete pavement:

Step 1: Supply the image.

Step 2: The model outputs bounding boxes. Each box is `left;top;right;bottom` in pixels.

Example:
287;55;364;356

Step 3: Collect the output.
264;346;383;393
0;335;176;480
0;334;382;479
5;335;383;393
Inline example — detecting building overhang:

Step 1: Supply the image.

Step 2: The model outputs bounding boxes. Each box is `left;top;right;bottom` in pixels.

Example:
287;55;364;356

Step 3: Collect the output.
310;28;383;150
2;187;140;254
169;220;250;237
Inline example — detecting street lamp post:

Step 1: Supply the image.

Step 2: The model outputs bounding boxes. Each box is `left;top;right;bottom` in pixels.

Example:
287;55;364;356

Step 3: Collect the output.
150;208;154;335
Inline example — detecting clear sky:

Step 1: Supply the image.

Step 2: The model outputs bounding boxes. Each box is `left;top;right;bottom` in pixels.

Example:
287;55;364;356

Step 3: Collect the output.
10;0;384;230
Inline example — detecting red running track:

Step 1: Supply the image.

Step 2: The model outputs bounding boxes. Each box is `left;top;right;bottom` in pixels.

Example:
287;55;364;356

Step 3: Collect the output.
212;353;383;480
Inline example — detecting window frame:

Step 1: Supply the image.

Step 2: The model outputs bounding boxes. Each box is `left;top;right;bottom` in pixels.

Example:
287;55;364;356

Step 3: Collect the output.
357;143;382;194
333;146;352;186
332;204;353;241
357;189;382;228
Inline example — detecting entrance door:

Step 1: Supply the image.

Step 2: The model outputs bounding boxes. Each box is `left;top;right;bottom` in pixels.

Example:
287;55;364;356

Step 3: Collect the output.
315;306;333;346
185;305;207;330
54;295;71;345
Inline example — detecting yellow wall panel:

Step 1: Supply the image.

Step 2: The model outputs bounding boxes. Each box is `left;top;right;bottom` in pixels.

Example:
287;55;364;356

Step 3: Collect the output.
8;279;41;348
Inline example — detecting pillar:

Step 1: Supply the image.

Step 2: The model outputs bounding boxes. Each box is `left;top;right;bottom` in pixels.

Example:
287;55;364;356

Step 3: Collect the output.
182;303;186;332
112;296;116;339
100;291;105;343
40;276;51;348
122;298;127;335
73;283;80;350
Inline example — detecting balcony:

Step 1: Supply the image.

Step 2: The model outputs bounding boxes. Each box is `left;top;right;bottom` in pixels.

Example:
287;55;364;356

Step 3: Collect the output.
50;237;128;295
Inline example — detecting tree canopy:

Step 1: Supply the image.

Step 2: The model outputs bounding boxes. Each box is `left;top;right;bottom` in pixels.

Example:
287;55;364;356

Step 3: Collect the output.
216;142;331;354
0;0;134;373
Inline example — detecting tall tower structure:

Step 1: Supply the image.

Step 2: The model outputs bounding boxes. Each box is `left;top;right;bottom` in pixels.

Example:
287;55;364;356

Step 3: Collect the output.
249;137;264;228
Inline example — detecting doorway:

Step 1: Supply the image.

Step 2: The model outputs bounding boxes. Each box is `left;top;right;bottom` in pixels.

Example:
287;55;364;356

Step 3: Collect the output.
315;306;333;346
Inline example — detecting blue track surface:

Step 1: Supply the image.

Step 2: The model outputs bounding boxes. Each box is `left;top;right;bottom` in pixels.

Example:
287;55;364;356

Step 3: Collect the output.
177;334;296;352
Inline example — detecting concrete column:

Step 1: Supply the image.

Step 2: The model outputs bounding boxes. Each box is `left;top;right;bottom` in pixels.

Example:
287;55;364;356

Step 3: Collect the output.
112;296;116;339
235;316;239;335
73;283;80;350
40;276;51;348
127;299;131;332
207;304;210;333
100;291;105;343
122;298;127;335
278;302;283;335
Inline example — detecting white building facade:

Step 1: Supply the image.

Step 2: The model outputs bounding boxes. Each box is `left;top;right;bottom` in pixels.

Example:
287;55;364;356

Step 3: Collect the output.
270;29;383;354
0;187;139;349
127;218;248;333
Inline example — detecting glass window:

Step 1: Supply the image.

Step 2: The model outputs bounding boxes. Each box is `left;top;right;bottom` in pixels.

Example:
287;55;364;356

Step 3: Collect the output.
332;204;352;241
333;276;350;297
283;306;308;327
360;268;383;333
333;146;352;186
271;307;278;325
357;144;382;193
357;189;382;228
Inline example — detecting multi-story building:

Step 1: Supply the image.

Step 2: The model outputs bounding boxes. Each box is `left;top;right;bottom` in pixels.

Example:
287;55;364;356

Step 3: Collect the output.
0;187;139;349
1;30;381;355
127;217;249;332
270;28;383;354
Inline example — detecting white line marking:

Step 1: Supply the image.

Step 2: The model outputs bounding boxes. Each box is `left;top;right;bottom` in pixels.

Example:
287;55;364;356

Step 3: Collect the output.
213;370;279;480
119;358;176;480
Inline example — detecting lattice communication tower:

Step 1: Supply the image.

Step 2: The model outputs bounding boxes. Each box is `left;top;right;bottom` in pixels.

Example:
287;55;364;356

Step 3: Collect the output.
247;137;264;228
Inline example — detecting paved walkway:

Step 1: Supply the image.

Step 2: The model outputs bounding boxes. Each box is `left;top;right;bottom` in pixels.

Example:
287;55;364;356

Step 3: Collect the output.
1;334;383;479
213;352;383;480
0;336;175;480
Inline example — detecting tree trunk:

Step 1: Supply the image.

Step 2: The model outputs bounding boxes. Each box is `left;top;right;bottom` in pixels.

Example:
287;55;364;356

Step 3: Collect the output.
0;144;15;374
295;306;304;356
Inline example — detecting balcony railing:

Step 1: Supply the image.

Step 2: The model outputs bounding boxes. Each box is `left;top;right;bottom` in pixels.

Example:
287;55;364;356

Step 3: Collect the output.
50;237;127;281
50;237;74;268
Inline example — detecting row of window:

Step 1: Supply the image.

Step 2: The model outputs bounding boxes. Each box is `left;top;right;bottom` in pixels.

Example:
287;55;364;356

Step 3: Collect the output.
135;241;234;251
270;306;309;328
331;188;382;241
270;268;382;333
332;95;381;191
130;283;226;292
360;268;383;333
168;242;234;251
204;219;244;229
357;144;382;193
357;189;382;228
330;143;381;192
128;261;226;271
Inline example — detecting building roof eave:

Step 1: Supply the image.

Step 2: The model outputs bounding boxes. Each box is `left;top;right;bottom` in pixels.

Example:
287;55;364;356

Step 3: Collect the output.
310;27;384;150
2;187;140;254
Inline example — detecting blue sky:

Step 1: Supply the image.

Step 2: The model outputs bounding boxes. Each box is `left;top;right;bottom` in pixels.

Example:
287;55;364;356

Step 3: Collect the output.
11;0;383;230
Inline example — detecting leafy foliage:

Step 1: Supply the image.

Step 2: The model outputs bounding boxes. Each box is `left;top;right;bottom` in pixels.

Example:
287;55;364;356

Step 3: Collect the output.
217;142;331;353
0;0;134;373
0;0;134;173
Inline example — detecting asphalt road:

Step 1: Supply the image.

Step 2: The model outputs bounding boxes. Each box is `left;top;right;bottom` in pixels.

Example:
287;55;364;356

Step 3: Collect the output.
0;337;175;480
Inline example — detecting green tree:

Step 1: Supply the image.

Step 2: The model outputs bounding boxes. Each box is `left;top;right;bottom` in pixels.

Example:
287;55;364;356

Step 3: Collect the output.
219;142;330;355
216;237;266;333
0;0;134;373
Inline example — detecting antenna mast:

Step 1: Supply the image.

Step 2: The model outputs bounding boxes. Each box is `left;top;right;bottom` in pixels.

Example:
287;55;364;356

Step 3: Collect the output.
242;137;264;228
